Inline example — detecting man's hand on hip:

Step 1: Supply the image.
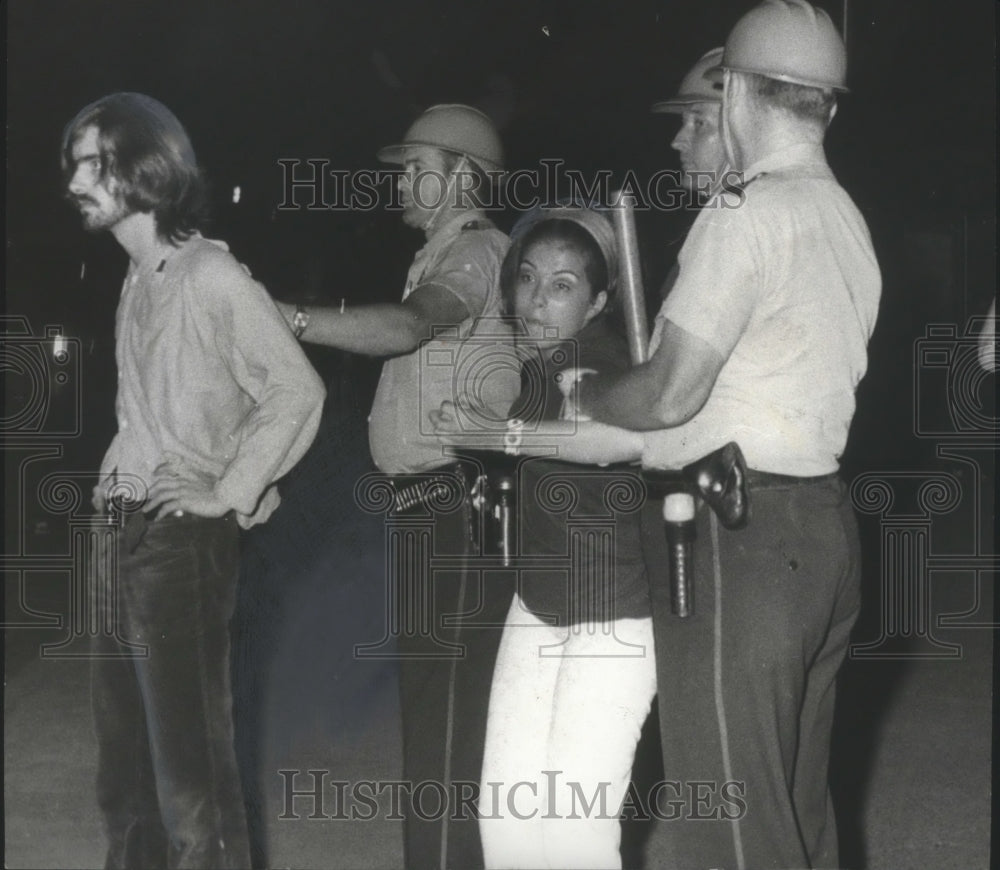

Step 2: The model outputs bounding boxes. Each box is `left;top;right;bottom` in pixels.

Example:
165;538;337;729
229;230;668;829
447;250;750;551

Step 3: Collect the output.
146;456;229;521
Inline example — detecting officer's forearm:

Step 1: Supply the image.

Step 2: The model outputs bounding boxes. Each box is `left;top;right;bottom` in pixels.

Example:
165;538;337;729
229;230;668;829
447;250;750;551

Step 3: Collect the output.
525;421;643;465
583;319;722;430
294;303;428;356
581;366;677;430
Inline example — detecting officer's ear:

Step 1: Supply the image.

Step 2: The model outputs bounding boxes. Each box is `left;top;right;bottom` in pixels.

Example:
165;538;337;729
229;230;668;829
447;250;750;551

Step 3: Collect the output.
827;101;838;127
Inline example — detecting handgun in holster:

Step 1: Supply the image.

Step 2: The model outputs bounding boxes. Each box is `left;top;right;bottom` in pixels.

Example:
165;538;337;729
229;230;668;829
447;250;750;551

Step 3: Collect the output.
467;455;518;567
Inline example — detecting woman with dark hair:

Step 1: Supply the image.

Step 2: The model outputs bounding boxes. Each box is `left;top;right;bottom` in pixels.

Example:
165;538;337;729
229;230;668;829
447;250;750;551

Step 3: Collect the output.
432;207;653;869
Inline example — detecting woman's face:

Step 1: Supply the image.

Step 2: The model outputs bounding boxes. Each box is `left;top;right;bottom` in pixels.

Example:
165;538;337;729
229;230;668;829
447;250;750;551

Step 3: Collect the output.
512;238;607;348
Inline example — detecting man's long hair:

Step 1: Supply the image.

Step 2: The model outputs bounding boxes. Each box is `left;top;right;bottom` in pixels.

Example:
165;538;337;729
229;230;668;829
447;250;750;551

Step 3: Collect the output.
61;92;208;242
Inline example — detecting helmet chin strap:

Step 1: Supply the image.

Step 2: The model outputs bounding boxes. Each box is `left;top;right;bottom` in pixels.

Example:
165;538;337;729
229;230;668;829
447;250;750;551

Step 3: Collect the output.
421;154;468;236
721;69;740;171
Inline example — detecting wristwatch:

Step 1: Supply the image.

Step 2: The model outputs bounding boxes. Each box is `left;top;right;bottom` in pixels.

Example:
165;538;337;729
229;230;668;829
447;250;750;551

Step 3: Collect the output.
292;305;310;339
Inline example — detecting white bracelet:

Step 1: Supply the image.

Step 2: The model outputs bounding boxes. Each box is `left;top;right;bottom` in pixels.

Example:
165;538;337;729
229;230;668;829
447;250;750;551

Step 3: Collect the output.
503;418;524;456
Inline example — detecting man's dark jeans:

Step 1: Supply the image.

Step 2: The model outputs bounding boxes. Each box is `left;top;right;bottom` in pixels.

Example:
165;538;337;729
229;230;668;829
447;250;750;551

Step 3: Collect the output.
91;511;251;869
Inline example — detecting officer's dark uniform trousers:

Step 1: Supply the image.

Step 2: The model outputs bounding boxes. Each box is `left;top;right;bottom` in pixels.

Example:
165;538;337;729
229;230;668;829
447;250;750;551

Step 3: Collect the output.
641;473;861;869
391;463;514;870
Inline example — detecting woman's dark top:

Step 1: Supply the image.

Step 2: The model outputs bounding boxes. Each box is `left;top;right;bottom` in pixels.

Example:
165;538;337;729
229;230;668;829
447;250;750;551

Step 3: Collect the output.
509;315;650;625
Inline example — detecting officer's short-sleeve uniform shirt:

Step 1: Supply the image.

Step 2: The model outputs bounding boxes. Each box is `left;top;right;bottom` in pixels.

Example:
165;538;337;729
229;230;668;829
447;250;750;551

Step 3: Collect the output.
643;143;881;475
368;211;514;473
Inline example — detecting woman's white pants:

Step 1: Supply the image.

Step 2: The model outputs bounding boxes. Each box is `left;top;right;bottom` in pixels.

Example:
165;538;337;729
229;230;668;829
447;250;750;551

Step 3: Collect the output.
478;593;657;869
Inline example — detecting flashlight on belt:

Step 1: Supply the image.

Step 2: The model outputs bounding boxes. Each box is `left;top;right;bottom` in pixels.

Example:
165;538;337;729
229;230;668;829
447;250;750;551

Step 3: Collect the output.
643;441;750;620
663;491;697;618
494;475;516;567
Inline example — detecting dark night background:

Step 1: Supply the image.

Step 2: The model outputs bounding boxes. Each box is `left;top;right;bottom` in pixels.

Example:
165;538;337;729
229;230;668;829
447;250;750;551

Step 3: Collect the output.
6;0;996;469
4;1;996;867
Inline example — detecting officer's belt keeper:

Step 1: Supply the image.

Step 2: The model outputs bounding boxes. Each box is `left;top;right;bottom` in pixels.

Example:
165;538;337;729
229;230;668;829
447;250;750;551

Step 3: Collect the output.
642;441;750;619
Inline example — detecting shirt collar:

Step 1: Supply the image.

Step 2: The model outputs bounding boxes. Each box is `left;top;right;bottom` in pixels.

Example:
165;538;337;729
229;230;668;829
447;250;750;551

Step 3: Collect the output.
743;142;828;183
425;209;488;245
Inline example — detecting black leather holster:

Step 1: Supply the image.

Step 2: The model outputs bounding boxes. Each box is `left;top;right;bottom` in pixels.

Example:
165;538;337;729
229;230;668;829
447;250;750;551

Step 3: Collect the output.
643;441;750;530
